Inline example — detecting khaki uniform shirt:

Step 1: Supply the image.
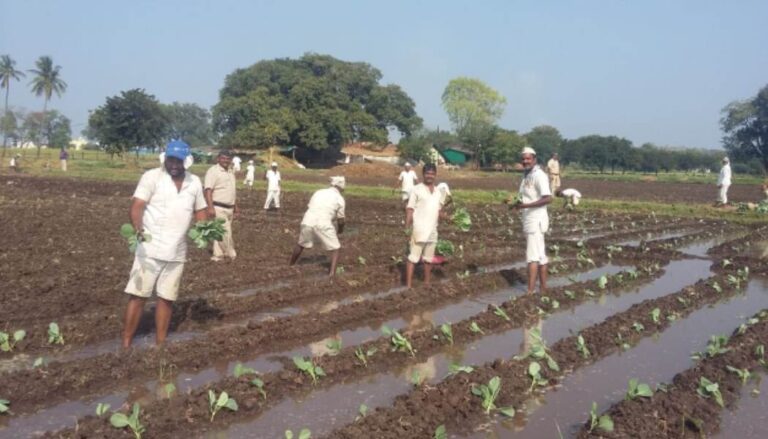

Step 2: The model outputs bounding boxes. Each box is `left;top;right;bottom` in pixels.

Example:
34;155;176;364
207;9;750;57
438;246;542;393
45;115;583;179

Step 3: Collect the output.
204;164;236;205
547;159;560;175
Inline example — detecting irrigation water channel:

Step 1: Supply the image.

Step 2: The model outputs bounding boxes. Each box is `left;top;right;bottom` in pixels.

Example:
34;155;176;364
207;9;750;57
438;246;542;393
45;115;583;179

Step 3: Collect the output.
205;258;716;437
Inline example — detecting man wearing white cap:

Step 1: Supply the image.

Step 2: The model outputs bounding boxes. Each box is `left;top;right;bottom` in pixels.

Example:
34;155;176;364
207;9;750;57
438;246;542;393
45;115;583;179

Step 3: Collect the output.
244;160;256;188
290;176;346;276
264;161;281;210
122;140;208;348
232;155;242;173
397;162;419;205
509;146;552;295
717;157;731;206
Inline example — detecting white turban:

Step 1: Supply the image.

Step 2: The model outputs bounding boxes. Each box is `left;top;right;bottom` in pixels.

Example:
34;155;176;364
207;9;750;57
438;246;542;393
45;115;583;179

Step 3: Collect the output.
330;176;346;189
521;146;537;156
271;162;278;167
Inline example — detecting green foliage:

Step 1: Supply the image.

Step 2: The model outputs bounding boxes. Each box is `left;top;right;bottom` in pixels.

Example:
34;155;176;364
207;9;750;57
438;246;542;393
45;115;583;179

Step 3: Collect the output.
470;376;514;416
88;89;168;156
469;321;485;335
233;362;257;378
524;125;563;162
382;326;415;357
285;429;312;439
447;363;474;376
697;377;724;407
208;390;238;422
625;378;654;400
0;329;25;352
632;322;645;333
436;239;455;256
0;398;9;414
726;365;752;384
434;424;447;439
29;56;67;110
354;346;377;367
325;338;342;355
576;335;591;359
588;402;614;433
440;323;453;345
650;308;661;324
120;223;152;252
110;403;145;439
95;402;111;417
597;275;608;289
514;328;560;371
164;383;176;398
451;207;472;232
161;102;214;146
188;218;227;249
691;335;731;360
47;322;64;345
493;305;511;322
721;84;768;171
250;377;267;400
527;361;548;391
486;127;527;167
292;356;325;385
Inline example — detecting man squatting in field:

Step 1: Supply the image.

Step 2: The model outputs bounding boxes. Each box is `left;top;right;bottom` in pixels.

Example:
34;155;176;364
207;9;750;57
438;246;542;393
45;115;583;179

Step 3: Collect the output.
510;147;552;295
555;187;582;210
122;140;207;348
289;176;346;276
204;149;239;262
406;163;447;288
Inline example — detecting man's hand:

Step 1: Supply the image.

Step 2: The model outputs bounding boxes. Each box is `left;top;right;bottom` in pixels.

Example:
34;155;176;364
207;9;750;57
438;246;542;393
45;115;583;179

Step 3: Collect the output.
207;206;216;218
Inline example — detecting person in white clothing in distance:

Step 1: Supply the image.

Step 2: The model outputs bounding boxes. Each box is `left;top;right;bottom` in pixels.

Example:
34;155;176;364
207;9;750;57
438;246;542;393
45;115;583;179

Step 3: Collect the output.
264;162;281;211
396;162;419;205
244;160;256;188
231;155;242;173
717;157;732;206
405;163;445;288
507;146;552;295
555;188;581;210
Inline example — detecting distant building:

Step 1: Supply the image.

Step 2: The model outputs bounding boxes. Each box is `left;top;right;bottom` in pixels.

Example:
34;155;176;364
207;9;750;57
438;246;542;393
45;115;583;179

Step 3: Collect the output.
341;142;401;165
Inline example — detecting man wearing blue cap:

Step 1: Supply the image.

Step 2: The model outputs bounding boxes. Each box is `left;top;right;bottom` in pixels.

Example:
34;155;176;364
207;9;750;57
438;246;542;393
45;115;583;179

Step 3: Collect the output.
121;140;208;348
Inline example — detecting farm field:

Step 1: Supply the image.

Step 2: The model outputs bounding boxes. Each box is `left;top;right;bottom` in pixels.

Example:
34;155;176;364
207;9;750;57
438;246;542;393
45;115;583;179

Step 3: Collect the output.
1;174;767;438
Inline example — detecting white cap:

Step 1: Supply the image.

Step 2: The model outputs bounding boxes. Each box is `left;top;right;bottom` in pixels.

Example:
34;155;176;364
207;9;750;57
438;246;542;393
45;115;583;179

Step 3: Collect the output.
271;161;278;167
248;160;254;164
521;146;537;156
404;162;412;167
722;157;729;163
330;176;346;189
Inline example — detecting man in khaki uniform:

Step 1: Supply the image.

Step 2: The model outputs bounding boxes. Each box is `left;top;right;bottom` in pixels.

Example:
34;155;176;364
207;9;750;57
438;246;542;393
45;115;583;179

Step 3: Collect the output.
547;153;561;192
204;150;238;262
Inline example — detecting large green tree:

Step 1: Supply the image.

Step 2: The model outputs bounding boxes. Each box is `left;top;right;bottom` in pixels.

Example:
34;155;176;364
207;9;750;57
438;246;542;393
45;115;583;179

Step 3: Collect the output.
486;127;527;168
161;102;215;146
398;128;460;163
524;125;563;161
721;84;768;171
88;89;168;157
441;77;507;166
29;56;67;114
213;53;422;155
1;55;26;154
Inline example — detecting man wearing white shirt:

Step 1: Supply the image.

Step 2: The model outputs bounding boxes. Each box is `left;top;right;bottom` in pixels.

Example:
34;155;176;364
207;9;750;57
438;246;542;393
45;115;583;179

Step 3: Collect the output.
405;163;445;288
717;157;732;205
290;176;346;276
244;160;256;188
397;162;419;204
555;188;581;210
122;140;208;348
264;162;281;210
510;147;552;295
232;155;242;173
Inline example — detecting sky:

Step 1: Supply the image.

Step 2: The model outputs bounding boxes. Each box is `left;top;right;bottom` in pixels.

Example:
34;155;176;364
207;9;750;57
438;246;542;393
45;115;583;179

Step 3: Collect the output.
2;0;767;149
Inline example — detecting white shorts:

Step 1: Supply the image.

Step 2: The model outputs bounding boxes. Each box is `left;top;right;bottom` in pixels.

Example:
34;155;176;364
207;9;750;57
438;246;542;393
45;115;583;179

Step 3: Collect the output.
526;232;548;265
408;239;436;264
298;224;340;251
124;256;185;301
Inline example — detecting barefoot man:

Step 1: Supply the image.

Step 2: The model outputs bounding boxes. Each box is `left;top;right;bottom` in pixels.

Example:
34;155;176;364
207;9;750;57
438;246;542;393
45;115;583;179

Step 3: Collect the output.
405;163;445;288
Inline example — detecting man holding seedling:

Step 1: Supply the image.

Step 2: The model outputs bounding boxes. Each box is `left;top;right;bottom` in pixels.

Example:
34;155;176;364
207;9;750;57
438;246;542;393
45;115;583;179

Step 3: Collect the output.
122;140;207;348
405;163;446;288
204;149;238;262
397;162;419;205
289;176;346;276
509;147;552;295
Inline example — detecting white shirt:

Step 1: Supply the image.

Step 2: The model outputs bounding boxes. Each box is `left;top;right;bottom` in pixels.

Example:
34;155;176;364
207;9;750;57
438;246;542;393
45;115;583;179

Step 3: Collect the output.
301;187;345;227
399;170;418;192
245;164;255;178
407;183;445;243
9;157;16;167
561;188;581;199
436;182;451;199
718;164;731;186
266;169;281;191
232;156;242;166
519;165;551;233
133;168;207;262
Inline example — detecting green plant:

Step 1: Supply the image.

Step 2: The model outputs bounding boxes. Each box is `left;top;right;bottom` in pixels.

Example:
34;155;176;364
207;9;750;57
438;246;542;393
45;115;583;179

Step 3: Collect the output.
469;321;484;335
436;239;455;256
0;330;25;352
325;339;342;355
440;323;453;345
632;322;645;333
756;344;765;360
597;275;608;289
32;357;45;368
120;223;152;252
188;218;226;249
564;290;576;300
411;369;423;386
285;428;311;439
514;328;559;371
470;376;514;416
452;207;472;232
164;383;176;398
233;362;257;378
447;363;474;376
691;335;730;360
527;361;548;391
627;270;639;280
697;377;724;407
493;305;511;322
588;402;614;433
354;347;377;367
711;281;723;294
208;390;238;422
47;322;64;345
0;398;8;414
335;266;345;275
250;377;267;400
625;378;654;400
576;335;591;359
726;366;752;384
293;356;326;385
357;256;366;265
382;326;415;357
95;403;111;417
650;308;661;324
434;424;447;439
110;403;145;439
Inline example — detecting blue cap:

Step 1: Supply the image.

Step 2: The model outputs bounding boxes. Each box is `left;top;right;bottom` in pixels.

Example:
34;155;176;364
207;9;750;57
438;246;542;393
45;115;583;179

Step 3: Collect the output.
165;139;190;160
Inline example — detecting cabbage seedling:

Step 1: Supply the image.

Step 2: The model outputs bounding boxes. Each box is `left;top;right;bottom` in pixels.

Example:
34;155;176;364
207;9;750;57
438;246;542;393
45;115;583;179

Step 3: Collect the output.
325;339;342;355
697;377;724;407
188;218;226;249
514;328;560;371
357;256;366;266
110;403;145;439
447;363;474;376
756;344;765;360
0;399;9;414
452;207;472;232
95;403;111;417
208;390;238;422
440;323;453;345
32;357;45;368
120;224;152;253
47;322;64;345
576;335;590;359
434;424;447;439
564;290;576;300
493;305;511;322
0;330;25;352
527;361;548;391
354;347;377;367
250;378;267;400
625;378;653;400
436;239;455;256
692;335;730;360
381;326;415;357
632;322;645;333
293;356;326;385
650;308;661;324
233;362;257;378
711;281;723;294
726;366;752;384
357;404;367;419
285;429;311;439
597;275;608;289
588;402;614;433
471;376;514;416
469;321;485;335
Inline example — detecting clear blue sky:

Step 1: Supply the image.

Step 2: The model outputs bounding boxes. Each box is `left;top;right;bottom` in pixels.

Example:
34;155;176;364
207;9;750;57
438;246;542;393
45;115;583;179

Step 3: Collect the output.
2;0;767;149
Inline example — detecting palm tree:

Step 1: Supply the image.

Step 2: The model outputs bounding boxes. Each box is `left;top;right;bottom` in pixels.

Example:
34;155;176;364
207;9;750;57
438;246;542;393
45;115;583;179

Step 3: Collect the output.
29;56;67;156
0;55;25;152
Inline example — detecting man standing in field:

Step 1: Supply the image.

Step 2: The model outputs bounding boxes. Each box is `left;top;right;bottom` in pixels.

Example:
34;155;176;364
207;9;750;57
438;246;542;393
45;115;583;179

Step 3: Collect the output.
204;150;238;262
547;152;561;192
397;162;419;205
264;162;281;210
9;154;19;171
231;155;242;173
59;148;68;172
717;157;732;206
244;159;256;188
289;176;346;276
122;140;207;348
405;163;445;288
510;147;552;295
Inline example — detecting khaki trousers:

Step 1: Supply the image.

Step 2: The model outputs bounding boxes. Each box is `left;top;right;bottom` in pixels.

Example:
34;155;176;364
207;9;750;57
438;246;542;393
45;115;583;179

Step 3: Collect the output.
212;206;236;260
550;174;560;192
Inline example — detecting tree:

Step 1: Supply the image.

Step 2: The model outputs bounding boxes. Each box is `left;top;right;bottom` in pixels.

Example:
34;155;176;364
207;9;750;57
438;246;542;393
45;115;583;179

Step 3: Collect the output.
1;55;26;153
88;89;168;157
524;125;563;161
29;56;67;114
721;84;768;171
441;77;507;167
213;53;422;158
486;127;527;169
46;111;71;150
398;128;459;164
161;102;215;146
